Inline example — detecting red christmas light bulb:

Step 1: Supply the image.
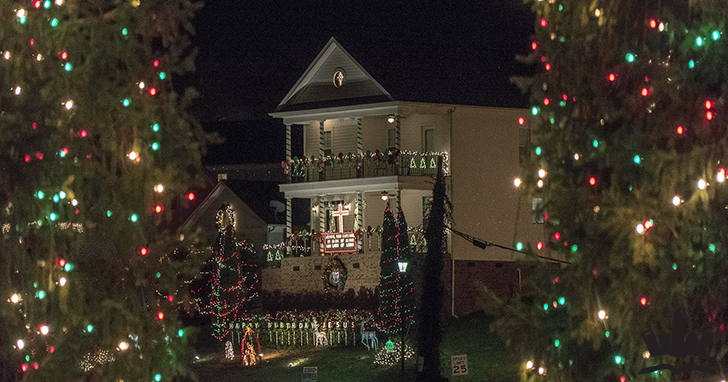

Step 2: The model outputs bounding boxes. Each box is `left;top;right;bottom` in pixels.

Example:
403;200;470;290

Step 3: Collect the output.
518;117;525;125
540;18;548;27
154;205;163;213
649;19;657;28
157;311;164;320
554;232;561;240
676;125;684;135
140;247;148;256
608;73;616;82
186;192;195;201
531;41;538;50
589;177;597;186
640;297;647;306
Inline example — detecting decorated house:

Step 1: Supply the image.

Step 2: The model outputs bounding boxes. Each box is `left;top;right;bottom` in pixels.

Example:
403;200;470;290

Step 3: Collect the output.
265;37;544;316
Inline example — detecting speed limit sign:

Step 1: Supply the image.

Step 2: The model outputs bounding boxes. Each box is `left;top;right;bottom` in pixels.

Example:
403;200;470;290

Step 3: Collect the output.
451;354;468;376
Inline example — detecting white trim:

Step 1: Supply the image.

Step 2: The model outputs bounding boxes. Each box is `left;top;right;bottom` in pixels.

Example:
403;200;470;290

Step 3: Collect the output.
279;176;435;199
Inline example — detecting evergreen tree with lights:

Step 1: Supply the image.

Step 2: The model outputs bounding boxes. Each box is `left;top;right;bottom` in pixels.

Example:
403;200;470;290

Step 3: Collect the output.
201;204;260;341
376;205;414;338
0;1;206;381
493;1;728;381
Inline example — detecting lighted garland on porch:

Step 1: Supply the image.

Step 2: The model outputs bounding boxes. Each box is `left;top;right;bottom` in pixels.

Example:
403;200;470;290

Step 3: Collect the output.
282;149;450;175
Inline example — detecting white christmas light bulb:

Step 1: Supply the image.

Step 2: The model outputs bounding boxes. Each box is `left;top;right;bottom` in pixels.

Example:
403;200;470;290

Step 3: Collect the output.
698;179;706;189
40;325;49;335
598;310;606;320
65;100;74;109
513;178;522;187
537;179;544;188
538;169;547;178
155;184;164;193
672;196;681;206
128;151;138;161
4;51;11;60
636;224;645;234
17;339;25;349
10;294;20;303
59;277;67;286
14;86;21;95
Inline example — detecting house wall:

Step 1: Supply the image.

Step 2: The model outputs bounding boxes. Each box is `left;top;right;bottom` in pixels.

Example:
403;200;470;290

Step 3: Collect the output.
449;106;544;261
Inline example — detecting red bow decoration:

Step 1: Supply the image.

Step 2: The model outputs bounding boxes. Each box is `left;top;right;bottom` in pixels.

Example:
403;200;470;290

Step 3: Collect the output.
281;161;291;175
337;152;344;164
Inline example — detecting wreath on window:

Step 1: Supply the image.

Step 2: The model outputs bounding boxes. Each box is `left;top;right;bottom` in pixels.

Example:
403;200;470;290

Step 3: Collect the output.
322;255;348;293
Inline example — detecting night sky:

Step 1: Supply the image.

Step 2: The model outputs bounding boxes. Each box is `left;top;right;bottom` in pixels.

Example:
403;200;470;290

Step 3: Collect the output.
179;1;535;164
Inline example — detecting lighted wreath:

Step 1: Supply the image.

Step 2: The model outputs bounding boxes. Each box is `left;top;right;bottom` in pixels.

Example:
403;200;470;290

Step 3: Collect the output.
322;255;348;293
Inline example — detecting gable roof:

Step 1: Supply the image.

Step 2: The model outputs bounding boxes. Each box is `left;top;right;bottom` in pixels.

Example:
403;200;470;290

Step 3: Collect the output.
274;36;532;114
275;37;394;113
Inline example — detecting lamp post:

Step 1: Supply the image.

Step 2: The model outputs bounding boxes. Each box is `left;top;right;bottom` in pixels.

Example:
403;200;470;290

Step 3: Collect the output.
398;260;408;376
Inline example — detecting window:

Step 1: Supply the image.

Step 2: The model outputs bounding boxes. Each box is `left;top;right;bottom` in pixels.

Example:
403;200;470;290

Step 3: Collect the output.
423;127;435;152
519;127;531;163
323;130;332;156
387;128;396;149
422;195;432;220
532;197;544;223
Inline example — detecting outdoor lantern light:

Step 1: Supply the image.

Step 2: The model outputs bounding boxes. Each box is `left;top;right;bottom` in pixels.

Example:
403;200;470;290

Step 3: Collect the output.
381;191;389;200
387;114;395;123
398;260;408;273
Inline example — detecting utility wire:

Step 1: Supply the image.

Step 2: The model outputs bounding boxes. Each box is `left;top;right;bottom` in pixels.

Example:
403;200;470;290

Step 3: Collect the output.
447;227;571;265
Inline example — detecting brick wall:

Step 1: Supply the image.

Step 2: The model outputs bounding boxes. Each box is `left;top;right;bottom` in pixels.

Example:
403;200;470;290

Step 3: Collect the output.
262;253;381;294
444;259;527;317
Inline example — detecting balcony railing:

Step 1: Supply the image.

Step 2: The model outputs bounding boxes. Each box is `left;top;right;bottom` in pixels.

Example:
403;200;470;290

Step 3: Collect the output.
283;151;448;184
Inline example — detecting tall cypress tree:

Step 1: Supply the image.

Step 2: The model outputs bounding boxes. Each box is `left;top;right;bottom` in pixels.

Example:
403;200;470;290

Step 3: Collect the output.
376;205;415;336
494;1;728;381
416;158;450;382
0;1;205;381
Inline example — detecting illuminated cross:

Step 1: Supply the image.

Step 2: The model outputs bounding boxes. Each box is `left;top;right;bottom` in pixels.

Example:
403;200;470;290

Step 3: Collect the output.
331;204;349;233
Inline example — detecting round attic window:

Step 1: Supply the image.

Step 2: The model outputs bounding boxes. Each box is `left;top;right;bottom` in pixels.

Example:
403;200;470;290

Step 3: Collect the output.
333;68;345;88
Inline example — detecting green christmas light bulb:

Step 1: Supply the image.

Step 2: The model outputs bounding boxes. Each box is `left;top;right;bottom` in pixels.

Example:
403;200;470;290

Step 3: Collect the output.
689;60;695;69
554;339;560;347
535;147;542;155
696;36;704;46
130;214;138;222
709;243;716;253
50;18;59;27
122;99;130;107
106;210;112;217
37;290;46;299
151;142;159;151
625;53;635;62
516;242;523;251
178;329;184;337
712;30;721;40
592;140;599;148
155;374;161;382
36;191;45;199
152;123;160;132
558;297;565;305
633;155;641;164
543;303;548;311
159;72;166;80
614;355;622;364
43;1;50;8
122;28;128;36
531;106;539;115
86;325;93;332
64;63;72;71
571;244;577;252
49;213;57;221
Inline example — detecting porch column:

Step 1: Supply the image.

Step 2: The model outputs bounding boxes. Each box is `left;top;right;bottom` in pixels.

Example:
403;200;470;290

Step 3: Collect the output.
318;195;325;255
286;196;292;256
396;189;401;211
285;124;292;161
356;191;363;253
395;115;401;149
356;117;363;154
319;121;325;158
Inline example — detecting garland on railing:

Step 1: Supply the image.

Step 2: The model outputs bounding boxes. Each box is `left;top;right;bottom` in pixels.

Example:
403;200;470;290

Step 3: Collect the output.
264;225;431;263
281;149;449;176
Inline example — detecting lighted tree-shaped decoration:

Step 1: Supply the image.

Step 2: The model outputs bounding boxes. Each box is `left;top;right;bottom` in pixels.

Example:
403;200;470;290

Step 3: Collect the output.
200;205;260;341
376;206;415;336
493;1;728;381
0;1;205;381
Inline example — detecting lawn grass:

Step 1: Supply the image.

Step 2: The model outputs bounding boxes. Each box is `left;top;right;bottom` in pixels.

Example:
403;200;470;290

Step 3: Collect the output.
190;311;519;382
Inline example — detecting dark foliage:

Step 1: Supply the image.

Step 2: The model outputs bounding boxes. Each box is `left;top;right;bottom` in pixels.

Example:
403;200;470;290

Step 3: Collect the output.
261;287;378;313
